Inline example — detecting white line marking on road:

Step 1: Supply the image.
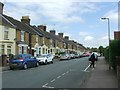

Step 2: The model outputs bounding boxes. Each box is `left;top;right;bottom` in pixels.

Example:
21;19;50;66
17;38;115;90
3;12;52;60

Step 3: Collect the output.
44;83;48;86
81;70;89;72
66;71;69;73
57;76;61;79
84;64;90;71
62;73;66;76
43;85;54;88
51;79;55;83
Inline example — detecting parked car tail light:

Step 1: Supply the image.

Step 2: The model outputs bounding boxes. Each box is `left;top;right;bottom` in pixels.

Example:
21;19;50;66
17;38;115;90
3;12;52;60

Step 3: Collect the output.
20;58;24;61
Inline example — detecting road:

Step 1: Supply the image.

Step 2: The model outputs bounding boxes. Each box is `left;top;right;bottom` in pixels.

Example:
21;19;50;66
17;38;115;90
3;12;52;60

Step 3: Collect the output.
2;57;93;88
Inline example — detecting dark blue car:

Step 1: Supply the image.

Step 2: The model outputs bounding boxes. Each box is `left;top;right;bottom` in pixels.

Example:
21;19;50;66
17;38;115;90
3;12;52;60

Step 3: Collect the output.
9;54;39;70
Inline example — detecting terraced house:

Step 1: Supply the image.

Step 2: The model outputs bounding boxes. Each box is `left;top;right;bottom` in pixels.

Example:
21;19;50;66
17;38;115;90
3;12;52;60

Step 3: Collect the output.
0;2;86;57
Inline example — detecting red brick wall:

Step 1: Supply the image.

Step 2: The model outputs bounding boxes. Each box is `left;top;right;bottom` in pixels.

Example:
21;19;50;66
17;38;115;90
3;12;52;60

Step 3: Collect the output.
114;31;120;40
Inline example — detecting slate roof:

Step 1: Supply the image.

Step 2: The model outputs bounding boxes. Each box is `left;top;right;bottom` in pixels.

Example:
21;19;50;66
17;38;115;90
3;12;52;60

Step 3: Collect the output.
2;14;38;35
0;14;15;28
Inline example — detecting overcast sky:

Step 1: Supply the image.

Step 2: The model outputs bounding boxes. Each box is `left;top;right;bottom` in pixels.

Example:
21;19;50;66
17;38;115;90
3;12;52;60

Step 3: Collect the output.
0;0;119;48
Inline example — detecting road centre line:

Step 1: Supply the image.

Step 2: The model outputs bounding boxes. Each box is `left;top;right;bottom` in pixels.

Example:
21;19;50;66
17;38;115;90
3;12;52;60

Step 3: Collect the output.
66;71;69;73
42;86;54;88
51;79;56;83
57;76;61;79
62;73;66;76
84;64;90;71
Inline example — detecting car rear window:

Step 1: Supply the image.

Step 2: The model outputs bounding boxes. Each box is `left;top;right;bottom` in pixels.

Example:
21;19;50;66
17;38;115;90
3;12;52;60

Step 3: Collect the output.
10;55;22;60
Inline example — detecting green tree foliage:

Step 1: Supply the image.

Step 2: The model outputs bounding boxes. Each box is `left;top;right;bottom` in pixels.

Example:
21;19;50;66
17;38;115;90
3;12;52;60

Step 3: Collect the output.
99;46;105;56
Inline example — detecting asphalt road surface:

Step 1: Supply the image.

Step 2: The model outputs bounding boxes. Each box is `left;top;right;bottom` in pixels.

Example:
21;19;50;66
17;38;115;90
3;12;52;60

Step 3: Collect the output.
2;57;93;88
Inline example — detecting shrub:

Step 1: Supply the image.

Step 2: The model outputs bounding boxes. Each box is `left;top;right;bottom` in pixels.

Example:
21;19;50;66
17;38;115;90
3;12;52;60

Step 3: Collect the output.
109;40;120;70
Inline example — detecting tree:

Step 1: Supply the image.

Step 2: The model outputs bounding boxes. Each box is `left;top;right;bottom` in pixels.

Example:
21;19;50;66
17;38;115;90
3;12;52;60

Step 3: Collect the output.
98;46;104;56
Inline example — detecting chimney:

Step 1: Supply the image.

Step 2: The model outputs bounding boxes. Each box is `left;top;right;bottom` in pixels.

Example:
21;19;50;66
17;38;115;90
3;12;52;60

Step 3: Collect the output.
64;36;69;40
21;16;30;24
38;25;46;32
0;2;4;14
58;33;63;38
50;30;55;35
114;31;120;40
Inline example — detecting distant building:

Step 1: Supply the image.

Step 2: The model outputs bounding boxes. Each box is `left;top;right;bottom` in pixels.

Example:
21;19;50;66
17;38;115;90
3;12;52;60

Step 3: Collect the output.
114;31;120;40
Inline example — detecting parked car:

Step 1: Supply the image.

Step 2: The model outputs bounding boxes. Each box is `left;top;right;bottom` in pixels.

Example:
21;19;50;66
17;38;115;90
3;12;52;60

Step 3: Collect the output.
36;54;53;65
81;53;91;57
70;54;75;59
60;54;71;60
9;54;39;70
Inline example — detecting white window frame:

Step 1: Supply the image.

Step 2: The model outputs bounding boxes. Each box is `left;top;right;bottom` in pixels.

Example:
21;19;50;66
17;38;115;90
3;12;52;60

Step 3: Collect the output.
24;46;27;54
4;27;9;40
36;35;38;43
7;45;11;54
21;31;25;41
19;46;22;54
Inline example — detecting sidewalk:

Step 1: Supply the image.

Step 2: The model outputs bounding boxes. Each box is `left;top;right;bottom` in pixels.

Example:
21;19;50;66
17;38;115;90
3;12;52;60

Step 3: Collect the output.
0;65;9;72
84;57;118;88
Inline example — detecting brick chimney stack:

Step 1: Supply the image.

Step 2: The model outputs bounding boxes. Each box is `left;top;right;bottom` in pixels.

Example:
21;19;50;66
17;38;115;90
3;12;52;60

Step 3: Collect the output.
64;36;69;40
50;30;56;35
0;2;4;14
38;25;46;32
21;16;30;24
58;33;63;38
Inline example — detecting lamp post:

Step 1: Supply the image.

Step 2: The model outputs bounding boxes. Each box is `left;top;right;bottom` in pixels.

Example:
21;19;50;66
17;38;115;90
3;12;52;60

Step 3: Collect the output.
101;17;111;70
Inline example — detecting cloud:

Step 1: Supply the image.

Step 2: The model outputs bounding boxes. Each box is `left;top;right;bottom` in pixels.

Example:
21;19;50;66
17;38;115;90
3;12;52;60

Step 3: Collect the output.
3;2;101;24
3;0;120;2
103;9;118;23
84;36;94;41
79;31;90;36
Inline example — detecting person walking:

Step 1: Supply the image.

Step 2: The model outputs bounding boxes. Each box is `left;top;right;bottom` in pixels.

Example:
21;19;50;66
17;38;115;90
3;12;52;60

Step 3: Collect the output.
89;53;96;68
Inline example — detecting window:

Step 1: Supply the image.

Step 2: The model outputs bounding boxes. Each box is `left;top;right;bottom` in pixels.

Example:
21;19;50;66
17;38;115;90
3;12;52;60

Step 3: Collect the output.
19;46;22;54
50;39;52;47
7;46;11;54
39;48;41;54
42;37;45;44
4;27;9;40
36;35;38;43
21;31;25;41
24;46;27;54
0;45;5;54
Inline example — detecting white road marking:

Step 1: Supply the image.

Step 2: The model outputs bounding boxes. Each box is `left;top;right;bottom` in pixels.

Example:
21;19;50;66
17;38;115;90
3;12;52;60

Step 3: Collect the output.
66;71;69;73
43;83;48;86
51;79;55;83
43;85;54;88
84;64;90;71
57;76;61;79
62;73;66;76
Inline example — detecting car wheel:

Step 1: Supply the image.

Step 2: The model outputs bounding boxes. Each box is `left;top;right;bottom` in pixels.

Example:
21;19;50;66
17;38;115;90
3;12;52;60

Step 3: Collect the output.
51;60;53;64
23;64;28;70
45;60;47;65
36;62;39;67
9;67;14;70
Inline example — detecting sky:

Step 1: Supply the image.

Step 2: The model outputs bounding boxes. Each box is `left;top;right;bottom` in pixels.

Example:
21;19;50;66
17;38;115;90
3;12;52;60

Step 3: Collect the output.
0;0;119;48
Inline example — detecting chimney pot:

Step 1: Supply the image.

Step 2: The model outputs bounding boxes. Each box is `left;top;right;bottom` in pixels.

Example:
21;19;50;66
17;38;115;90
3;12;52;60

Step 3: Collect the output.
50;30;55;35
21;16;30;24
38;25;46;32
0;2;4;14
58;33;63;38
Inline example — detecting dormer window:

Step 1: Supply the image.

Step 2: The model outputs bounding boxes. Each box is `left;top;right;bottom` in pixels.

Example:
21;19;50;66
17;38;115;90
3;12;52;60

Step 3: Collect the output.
4;27;9;40
21;31;25;41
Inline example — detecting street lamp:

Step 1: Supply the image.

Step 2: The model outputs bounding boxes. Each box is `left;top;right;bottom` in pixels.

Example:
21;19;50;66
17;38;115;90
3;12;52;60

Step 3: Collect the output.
101;17;111;70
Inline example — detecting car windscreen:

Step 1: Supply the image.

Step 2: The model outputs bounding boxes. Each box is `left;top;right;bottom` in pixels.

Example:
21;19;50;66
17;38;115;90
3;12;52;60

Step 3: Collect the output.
10;55;22;60
38;55;47;58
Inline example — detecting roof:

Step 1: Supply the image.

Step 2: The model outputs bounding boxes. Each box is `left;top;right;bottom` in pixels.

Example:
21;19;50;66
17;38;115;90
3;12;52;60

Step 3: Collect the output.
0;14;15;28
2;14;38;35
